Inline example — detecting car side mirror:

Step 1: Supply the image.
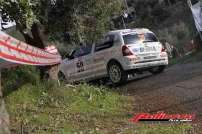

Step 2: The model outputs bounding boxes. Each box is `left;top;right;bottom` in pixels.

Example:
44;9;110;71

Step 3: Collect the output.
65;50;76;60
68;54;74;60
64;53;73;60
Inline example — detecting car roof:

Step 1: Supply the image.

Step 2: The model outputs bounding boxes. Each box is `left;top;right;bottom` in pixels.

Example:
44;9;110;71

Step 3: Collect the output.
107;28;153;35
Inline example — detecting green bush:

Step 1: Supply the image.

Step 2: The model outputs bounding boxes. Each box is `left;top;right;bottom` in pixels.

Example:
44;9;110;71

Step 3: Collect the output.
5;82;130;133
156;22;192;51
2;66;40;96
128;1;196;56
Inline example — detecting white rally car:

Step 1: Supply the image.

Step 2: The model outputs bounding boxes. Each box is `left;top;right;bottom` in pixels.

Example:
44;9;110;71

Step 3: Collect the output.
59;28;168;84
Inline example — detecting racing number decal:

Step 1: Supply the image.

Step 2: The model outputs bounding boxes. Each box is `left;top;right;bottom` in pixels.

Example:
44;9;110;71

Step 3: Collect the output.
76;60;84;72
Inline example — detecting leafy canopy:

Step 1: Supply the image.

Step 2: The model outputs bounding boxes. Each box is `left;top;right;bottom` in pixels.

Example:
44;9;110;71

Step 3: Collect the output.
0;0;123;44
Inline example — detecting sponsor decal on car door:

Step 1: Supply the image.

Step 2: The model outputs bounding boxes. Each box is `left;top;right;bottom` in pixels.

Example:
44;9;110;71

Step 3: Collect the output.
72;57;85;81
73;45;94;81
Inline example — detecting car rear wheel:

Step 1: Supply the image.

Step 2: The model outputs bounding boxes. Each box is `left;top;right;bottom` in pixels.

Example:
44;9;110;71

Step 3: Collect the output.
108;62;127;85
149;65;166;74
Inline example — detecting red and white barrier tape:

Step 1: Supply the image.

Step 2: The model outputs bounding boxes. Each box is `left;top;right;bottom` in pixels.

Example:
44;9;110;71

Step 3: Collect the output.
45;45;59;54
0;31;61;69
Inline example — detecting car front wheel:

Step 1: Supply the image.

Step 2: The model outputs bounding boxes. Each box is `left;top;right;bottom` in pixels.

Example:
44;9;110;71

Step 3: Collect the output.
108;62;127;85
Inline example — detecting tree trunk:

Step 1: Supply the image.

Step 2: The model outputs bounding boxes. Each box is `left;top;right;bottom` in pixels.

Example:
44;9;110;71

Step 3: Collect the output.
19;23;59;81
47;64;60;81
19;23;46;49
0;70;10;134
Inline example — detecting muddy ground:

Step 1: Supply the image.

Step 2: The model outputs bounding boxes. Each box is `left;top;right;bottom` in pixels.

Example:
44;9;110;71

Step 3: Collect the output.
120;61;202;132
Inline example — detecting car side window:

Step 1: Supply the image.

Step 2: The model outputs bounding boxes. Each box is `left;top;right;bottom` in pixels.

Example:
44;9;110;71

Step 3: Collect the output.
95;35;114;52
80;45;92;56
73;49;81;58
113;34;122;46
73;45;92;58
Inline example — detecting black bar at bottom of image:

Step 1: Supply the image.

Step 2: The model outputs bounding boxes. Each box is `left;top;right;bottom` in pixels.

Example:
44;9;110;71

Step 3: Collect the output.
139;119;170;122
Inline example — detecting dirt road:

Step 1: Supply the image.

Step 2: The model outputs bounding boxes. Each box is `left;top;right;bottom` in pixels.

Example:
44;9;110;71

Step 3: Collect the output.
121;61;202;131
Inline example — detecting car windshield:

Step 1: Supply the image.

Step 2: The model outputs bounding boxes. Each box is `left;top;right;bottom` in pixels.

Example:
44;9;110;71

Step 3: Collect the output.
123;33;158;45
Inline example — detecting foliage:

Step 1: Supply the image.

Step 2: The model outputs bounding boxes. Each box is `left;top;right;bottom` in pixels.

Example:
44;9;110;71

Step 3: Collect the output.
0;0;38;29
2;66;40;96
5;82;132;133
170;48;202;65
156;22;192;50
47;0;123;43
127;0;170;28
126;0;196;56
0;0;123;44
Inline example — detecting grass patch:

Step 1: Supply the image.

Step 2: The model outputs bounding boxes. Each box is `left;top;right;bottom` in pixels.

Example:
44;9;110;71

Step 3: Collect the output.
5;82;194;134
5;83;133;133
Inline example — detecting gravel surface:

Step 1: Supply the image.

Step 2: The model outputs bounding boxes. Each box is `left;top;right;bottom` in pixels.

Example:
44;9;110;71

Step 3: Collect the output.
120;61;202;132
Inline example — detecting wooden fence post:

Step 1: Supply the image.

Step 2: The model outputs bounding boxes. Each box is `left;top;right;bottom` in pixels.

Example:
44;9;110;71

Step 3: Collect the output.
0;69;10;134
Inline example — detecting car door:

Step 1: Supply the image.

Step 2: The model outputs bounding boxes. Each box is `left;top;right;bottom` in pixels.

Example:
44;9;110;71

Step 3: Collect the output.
61;48;81;82
72;45;94;81
93;35;115;78
60;57;76;83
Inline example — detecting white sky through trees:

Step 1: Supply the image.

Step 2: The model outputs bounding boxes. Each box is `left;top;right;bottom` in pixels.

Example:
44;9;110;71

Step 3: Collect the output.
0;15;15;31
